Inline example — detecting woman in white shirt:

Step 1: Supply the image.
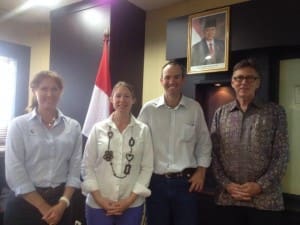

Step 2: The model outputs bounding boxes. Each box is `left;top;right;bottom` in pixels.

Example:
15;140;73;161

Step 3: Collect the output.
82;81;153;225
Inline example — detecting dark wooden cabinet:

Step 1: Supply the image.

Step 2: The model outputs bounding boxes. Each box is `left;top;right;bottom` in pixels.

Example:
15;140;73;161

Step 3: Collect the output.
166;0;300;61
50;0;145;125
166;16;188;60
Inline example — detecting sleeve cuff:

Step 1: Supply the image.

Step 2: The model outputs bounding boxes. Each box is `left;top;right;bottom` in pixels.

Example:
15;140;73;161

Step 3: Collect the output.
132;183;151;197
198;160;211;168
66;176;81;189
81;180;99;195
14;183;35;196
197;158;212;168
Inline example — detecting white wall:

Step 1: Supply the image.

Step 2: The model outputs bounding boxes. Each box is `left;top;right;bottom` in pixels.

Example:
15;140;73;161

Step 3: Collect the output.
279;59;300;195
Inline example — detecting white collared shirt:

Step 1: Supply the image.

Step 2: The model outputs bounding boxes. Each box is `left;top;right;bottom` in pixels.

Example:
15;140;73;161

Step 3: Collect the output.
81;115;153;208
206;40;215;47
138;95;212;174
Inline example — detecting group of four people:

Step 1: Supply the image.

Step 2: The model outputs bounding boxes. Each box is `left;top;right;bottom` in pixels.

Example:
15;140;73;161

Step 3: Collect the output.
4;59;288;225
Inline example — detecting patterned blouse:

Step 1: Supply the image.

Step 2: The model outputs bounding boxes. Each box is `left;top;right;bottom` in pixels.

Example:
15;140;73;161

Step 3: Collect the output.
211;100;289;211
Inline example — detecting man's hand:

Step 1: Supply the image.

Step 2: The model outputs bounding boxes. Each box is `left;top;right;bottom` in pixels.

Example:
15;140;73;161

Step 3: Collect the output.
225;182;261;201
188;167;206;192
42;202;67;225
240;182;262;197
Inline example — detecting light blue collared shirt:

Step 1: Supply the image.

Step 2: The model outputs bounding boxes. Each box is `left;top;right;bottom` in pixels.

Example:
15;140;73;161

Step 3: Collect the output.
5;109;82;195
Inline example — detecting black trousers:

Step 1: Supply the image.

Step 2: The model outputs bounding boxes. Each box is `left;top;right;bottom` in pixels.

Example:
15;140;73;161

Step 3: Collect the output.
215;205;283;225
3;185;72;225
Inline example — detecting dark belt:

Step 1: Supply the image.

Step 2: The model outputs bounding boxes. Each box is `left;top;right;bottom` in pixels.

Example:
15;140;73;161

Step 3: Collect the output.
35;183;65;198
155;168;197;179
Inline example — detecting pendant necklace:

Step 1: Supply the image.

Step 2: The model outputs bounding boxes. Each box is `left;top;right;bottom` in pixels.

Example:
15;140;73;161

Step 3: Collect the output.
47;117;56;127
42;116;56;128
103;125;135;179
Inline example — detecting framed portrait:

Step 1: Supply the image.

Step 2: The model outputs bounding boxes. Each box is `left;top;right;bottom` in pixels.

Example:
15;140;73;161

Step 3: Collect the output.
187;7;230;74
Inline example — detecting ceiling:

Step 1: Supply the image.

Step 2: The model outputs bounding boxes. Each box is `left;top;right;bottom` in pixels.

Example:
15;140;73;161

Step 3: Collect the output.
0;0;185;24
0;0;81;23
129;0;184;11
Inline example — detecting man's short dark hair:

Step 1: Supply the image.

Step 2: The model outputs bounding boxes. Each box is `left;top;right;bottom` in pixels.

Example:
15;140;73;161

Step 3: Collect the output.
161;60;186;78
204;17;216;29
233;58;261;77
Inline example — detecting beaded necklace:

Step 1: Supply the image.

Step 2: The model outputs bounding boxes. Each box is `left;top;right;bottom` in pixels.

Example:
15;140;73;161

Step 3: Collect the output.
103;126;135;179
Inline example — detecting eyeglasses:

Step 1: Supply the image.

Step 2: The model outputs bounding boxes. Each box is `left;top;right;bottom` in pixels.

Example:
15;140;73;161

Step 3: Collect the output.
232;76;259;83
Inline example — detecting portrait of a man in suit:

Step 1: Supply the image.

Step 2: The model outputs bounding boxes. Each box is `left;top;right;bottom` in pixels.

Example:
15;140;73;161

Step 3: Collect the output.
187;7;229;74
191;17;225;66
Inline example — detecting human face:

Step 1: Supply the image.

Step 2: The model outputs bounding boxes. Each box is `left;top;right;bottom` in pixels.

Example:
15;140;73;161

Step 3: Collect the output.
231;67;260;101
160;64;184;97
204;27;216;41
33;77;62;112
110;86;135;114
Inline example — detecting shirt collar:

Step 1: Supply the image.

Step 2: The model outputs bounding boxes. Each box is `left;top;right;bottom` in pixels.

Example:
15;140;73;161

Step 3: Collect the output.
156;96;165;107
108;114;137;128
156;95;187;109
28;109;38;120
229;99;263;112
28;108;66;122
206;40;215;45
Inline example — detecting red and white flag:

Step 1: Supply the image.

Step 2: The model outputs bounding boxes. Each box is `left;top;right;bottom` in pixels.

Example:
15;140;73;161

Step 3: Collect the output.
82;34;111;137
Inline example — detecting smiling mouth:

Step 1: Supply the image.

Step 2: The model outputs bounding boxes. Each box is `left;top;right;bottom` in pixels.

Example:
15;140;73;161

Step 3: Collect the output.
117;105;129;108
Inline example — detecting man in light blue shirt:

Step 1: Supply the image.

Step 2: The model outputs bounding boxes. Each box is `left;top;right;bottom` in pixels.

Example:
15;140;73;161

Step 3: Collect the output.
138;61;212;225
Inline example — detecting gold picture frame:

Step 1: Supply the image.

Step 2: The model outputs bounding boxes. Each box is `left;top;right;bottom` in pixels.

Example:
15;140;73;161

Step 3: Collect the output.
187;7;230;74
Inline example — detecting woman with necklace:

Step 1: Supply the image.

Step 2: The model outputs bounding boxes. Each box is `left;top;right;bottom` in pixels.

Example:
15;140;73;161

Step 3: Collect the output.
82;81;153;225
4;71;82;225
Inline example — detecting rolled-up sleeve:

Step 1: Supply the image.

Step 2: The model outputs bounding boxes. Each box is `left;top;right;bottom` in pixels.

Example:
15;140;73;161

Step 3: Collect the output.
195;105;212;168
81;126;100;194
66;121;82;188
5;120;35;195
132;125;153;197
